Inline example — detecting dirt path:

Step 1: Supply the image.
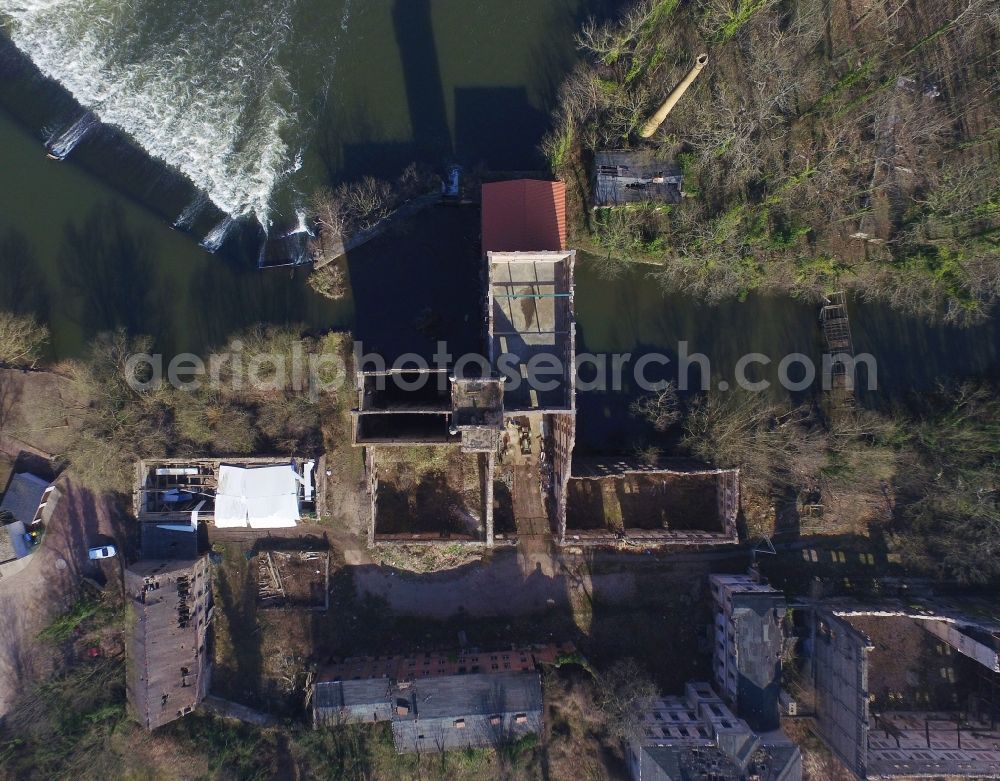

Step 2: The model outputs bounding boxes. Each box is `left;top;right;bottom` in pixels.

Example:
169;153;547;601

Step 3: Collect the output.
0;478;126;717
208;523;343;546
347;546;636;618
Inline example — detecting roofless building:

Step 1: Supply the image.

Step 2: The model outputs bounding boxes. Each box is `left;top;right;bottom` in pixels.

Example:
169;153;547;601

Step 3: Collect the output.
125;557;213;730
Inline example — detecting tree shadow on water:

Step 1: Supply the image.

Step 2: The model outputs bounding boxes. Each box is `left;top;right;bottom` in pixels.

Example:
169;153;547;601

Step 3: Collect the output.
56;201;167;340
0;228;50;320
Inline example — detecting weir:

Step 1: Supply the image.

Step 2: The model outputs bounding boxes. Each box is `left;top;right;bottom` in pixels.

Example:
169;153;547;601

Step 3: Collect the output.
172;193;210;231
45;111;99;160
257;211;314;268
200;216;236;252
258;232;310;269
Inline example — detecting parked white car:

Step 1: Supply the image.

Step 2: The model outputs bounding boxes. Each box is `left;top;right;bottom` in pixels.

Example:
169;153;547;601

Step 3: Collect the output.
88;544;117;560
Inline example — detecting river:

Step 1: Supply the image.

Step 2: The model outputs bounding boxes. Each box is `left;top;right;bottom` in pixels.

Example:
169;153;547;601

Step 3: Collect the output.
0;0;611;355
0;1;996;427
573;261;1000;449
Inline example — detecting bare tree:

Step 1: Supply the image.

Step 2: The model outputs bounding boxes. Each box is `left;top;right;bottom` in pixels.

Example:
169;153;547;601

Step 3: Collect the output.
0;312;49;368
683;389;823;494
630;383;682;432
594;658;658;743
342;176;394;230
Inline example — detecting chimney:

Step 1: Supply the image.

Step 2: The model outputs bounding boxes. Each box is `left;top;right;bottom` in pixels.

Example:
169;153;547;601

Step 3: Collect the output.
639;54;709;138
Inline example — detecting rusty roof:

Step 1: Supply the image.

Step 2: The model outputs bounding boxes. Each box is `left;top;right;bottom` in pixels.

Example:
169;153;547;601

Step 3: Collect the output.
482;179;566;253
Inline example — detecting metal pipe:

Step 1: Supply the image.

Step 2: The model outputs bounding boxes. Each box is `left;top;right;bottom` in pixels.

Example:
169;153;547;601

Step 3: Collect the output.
639;53;709;138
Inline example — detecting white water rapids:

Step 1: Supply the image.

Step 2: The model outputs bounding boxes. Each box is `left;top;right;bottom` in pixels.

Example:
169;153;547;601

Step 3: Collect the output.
0;0;346;227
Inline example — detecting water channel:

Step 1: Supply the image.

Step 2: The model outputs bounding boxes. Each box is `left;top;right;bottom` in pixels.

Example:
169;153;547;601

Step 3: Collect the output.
0;2;996;454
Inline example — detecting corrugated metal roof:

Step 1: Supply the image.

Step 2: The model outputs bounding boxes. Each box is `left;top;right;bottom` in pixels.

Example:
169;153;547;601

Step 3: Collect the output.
482;180;566;253
315;678;392;710
392;671;543;753
392;709;542;753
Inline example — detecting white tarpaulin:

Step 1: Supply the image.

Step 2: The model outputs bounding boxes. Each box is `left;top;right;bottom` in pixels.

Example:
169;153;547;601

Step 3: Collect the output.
214;464;300;528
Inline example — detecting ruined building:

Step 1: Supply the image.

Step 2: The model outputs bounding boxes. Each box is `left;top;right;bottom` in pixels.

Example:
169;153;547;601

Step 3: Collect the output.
353;179;576;547
353;178;738;549
594;149;683;206
710;574;786;733
808;598;1000;778
563;459;739;547
627;681;801;781
313;646;556;753
125;557;213;730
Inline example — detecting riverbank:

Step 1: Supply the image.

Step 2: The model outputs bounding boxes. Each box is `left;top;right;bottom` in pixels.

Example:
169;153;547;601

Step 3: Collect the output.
546;0;1000;323
0;107;353;359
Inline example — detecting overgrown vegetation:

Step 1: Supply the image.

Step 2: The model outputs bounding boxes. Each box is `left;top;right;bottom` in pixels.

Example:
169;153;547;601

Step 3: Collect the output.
315;331;367;531
59;326;343;494
632;379;999;584
592;658;658;742
0;591;128;781
307;163;440;296
546;0;1000;321
0;310;48;367
889;383;1000;584
307;258;349;300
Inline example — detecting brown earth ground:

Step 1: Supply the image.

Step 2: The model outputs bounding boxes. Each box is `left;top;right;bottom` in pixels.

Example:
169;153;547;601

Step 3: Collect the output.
0;478;128;716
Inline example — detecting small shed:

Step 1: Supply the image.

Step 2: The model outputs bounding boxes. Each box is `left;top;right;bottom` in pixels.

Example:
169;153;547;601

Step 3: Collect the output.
594;150;682;206
0;472;53;526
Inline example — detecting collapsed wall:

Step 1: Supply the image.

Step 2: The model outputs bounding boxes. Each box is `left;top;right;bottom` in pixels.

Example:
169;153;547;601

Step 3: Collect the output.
551;413;576;543
562;460;740;546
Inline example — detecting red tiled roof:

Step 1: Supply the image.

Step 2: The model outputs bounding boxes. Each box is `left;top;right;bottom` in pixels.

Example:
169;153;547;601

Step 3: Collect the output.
482;179;566;253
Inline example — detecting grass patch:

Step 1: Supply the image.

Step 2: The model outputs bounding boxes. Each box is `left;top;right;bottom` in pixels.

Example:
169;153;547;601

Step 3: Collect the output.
36;595;103;644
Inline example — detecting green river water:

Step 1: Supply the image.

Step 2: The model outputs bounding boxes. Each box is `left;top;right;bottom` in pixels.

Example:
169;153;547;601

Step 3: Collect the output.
0;1;996;449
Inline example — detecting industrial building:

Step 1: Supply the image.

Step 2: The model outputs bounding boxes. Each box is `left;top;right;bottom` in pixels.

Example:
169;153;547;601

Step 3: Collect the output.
352;179;576;547
352;370;503;452
488;246;577;545
627;681;801;781
125;557;213;730
313;646;551;753
808;598;1000;778
710;574;786;732
352;177;737;549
